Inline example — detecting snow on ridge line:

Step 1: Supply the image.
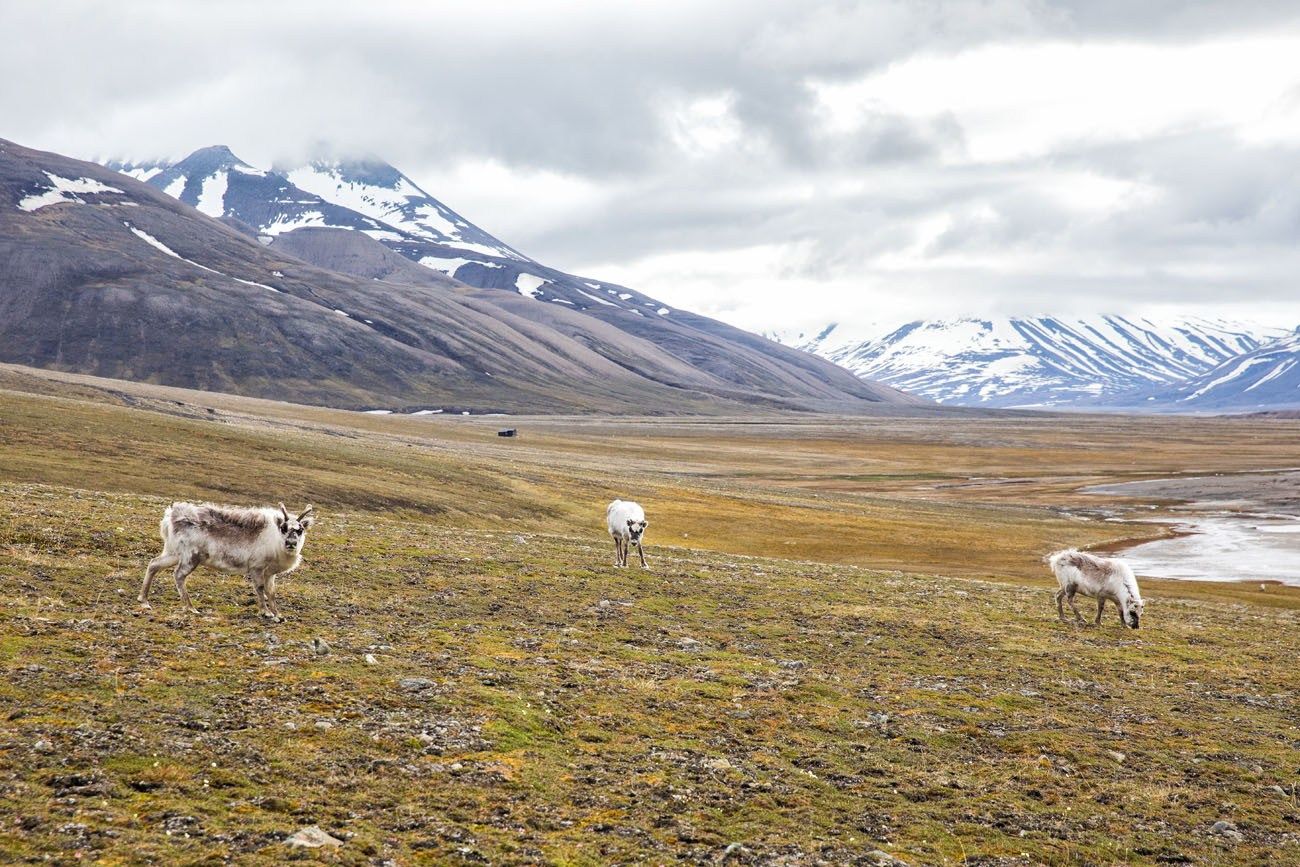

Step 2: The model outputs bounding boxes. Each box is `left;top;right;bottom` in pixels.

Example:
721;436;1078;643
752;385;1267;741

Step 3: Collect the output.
19;173;123;211
123;221;281;292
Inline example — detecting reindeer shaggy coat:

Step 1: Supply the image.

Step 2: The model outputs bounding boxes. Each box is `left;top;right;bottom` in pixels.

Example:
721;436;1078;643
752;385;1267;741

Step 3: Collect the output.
1048;549;1143;629
139;502;314;618
607;499;649;569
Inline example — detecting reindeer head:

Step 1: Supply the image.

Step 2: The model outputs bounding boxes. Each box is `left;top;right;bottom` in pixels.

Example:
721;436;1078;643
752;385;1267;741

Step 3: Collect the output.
277;503;315;553
1122;593;1144;629
626;518;648;545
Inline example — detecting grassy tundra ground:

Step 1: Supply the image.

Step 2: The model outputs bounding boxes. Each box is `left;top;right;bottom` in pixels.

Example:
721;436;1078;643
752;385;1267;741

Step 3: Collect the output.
1;365;1298;864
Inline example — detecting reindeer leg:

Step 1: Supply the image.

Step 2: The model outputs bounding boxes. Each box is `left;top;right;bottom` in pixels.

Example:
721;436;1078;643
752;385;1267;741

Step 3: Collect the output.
1055;588;1068;622
1095;598;1106;626
140;553;179;608
1066;587;1087;625
174;557;200;614
612;535;623;567
637;541;649;570
265;573;281;620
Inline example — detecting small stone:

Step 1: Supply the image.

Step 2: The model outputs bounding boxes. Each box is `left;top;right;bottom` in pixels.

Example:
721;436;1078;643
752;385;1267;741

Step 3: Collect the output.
311;638;330;655
1211;820;1243;842
314;720;333;730
1267;785;1287;796
705;757;733;771
866;850;910;866
514;535;527;544
399;677;436;692
722;841;746;859
364;654;378;666
285;825;344;848
1106;750;1126;763
777;659;805;670
677;637;702;651
33;739;53;754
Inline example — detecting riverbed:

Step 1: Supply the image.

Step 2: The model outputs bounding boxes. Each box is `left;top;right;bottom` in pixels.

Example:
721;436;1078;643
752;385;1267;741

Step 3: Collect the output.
1121;514;1300;586
1085;470;1300;586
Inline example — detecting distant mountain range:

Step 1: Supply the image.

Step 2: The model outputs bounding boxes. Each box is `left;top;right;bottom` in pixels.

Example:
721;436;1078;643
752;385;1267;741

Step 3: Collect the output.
0;138;918;413
773;316;1296;411
1119;328;1300;411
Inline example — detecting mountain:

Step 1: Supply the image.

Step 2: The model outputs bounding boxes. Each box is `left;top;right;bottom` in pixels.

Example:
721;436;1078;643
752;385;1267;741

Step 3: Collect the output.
3;138;918;413
100;144;920;411
776;316;1284;408
1109;329;1300;412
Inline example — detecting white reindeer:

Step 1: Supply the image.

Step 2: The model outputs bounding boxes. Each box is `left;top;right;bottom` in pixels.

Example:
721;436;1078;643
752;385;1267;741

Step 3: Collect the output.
606;499;649;569
1048;549;1143;629
139;502;314;619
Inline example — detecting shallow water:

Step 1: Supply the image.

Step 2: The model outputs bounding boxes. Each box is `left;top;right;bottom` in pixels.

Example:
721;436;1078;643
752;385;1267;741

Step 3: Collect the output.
1123;515;1300;586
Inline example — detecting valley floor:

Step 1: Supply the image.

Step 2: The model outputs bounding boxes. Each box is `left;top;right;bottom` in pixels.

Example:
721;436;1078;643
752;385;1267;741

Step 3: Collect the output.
1;365;1298;864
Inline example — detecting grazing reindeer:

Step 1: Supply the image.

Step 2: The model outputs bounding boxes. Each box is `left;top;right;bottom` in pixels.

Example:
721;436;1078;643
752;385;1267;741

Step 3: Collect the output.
140;502;314;619
1048;549;1143;629
606;499;649;569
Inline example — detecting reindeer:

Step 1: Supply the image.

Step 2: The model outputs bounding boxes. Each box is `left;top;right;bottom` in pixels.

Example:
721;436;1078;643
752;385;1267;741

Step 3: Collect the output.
1048;549;1143;629
139;502;314;619
606;499;649;569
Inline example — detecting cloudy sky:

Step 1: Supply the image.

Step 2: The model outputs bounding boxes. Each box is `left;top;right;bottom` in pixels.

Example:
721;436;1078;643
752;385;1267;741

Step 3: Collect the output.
5;0;1300;335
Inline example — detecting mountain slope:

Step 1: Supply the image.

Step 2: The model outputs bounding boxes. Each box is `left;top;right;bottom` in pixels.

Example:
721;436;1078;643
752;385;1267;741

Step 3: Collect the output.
1111;329;1300;411
103;145;918;409
4;139;917;413
779;316;1282;408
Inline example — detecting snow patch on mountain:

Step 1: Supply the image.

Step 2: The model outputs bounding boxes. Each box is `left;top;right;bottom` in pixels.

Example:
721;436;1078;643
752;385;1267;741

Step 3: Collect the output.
18;173;122;211
516;273;547;298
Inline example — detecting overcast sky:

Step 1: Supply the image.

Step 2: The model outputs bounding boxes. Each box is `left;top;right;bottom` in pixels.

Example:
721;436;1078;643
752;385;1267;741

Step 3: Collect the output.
5;0;1300;335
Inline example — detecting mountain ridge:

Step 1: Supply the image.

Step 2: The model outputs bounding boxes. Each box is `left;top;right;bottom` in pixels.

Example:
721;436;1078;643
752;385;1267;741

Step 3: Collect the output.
2;138;919;413
773;315;1287;409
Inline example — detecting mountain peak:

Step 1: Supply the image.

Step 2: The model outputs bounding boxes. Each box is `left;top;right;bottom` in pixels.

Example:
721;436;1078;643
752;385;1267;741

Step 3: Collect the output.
175;144;257;174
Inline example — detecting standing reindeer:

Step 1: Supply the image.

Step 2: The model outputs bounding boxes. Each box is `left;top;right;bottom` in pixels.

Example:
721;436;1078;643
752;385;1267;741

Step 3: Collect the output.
140;502;314;619
606;499;649;569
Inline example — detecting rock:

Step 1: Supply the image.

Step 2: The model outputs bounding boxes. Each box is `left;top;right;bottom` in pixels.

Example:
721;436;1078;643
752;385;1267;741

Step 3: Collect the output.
777;659;805;670
314;720;334;730
33;739;53;754
677;637;702;651
285;825;344;848
514;535;527;544
364;653;378;666
866;850;910;866
1106;750;1127;763
311;638;330;655
1267;785;1287;796
399;677;437;692
722;841;747;859
1211;820;1243;842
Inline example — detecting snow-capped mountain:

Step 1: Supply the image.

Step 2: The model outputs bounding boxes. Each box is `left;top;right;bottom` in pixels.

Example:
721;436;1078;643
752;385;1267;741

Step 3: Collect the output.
104;147;673;315
1116;329;1300;411
778;316;1285;408
280;158;528;261
88;142;914;411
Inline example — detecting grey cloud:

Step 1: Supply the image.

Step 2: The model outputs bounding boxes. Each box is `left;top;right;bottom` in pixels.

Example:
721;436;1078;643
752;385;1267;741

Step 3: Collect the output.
3;0;1299;325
